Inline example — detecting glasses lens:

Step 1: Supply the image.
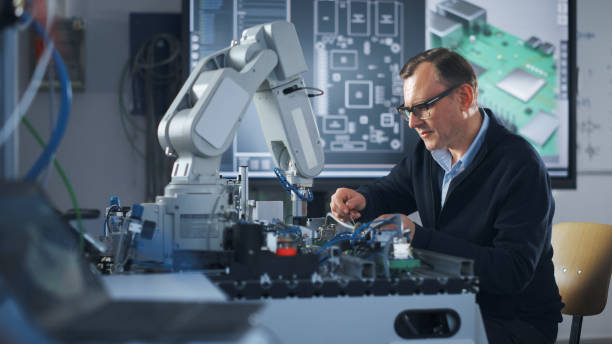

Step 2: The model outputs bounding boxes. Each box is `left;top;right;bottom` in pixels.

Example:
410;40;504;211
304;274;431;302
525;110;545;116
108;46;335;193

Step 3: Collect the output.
398;104;433;121
397;107;409;121
413;106;430;120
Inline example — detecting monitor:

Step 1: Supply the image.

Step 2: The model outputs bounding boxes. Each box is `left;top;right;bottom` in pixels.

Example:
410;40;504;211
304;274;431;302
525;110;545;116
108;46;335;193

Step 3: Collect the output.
186;0;576;188
426;0;576;188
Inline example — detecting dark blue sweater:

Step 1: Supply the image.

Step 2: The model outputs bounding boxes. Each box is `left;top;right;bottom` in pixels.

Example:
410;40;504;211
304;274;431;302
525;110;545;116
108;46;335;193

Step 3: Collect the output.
357;109;563;341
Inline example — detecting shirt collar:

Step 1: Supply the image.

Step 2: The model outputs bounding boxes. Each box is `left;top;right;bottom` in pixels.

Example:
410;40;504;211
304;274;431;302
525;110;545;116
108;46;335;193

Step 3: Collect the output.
431;110;489;173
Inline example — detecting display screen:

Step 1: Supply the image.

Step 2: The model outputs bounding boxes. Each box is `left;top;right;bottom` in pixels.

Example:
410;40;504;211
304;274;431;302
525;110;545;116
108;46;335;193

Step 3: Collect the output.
426;0;575;187
187;0;576;187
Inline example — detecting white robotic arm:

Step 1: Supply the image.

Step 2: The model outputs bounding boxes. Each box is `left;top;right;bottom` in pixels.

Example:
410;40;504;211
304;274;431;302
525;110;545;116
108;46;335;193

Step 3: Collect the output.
121;22;324;267
158;21;324;201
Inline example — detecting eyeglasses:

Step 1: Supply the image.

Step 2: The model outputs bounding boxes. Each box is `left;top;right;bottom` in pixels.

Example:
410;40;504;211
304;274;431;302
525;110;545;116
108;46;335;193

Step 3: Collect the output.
396;84;462;121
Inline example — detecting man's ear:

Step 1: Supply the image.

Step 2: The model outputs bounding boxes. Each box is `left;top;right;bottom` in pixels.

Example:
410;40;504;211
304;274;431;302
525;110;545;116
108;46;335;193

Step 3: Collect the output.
458;84;474;112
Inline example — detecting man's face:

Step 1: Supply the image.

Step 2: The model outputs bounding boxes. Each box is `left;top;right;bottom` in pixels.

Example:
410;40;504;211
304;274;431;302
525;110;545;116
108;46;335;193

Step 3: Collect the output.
403;62;463;151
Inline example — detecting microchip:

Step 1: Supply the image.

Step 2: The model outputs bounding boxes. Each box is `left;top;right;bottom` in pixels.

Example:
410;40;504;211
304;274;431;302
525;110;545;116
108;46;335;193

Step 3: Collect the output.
496;68;546;102
469;61;486;77
519;111;559;146
539;42;555;55
526;36;542;49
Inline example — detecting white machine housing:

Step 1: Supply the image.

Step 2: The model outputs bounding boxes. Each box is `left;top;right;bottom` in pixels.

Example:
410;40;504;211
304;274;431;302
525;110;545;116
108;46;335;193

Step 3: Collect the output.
133;22;324;266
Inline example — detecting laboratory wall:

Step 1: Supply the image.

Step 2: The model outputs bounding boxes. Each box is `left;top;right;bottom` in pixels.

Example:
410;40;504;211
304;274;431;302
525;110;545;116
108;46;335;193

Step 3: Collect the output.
18;0;181;235
15;0;612;341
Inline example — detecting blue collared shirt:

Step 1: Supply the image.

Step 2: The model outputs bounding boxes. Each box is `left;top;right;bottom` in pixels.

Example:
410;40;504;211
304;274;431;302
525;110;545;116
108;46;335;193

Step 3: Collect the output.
431;112;489;207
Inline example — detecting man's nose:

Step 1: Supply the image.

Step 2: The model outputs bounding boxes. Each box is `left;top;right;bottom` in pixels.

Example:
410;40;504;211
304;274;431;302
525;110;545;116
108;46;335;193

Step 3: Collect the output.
408;114;423;129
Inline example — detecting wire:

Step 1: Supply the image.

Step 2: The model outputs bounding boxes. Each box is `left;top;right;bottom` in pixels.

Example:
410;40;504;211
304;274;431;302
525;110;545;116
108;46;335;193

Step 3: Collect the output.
128;33;182;200
326;212;354;230
40;0;58;187
273;168;313;201
118;60;146;132
23;13;73;181
0;38;54;148
315;215;402;255
300;87;324;98
40;59;56;188
319;255;329;265
282;85;324;98
117;59;146;159
132;34;181;70
21;117;84;251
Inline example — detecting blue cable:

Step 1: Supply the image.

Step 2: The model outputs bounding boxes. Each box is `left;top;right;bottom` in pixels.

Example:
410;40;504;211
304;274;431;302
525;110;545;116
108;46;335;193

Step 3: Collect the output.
276;226;301;235
316;216;403;255
22;13;72;181
273;168;313;202
318;255;329;265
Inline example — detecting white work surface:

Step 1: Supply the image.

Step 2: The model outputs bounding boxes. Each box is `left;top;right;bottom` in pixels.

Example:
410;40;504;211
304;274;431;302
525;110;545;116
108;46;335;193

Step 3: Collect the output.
102;272;227;301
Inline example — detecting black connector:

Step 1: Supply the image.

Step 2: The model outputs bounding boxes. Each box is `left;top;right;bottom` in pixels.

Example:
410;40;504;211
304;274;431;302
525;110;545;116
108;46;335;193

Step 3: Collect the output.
282;85;325;98
282;85;300;95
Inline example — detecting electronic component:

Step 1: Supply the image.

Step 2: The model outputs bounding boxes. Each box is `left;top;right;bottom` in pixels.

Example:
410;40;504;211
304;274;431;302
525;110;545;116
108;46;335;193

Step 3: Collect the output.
436;0;487;34
429;11;463;48
519;111;560;146
392;237;412;259
337;255;376;279
496;68;546;102
539;42;555;55
526;36;542;49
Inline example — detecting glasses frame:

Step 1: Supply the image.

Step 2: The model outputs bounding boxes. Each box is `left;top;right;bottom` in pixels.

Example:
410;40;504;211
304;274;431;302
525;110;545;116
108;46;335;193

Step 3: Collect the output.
396;83;463;121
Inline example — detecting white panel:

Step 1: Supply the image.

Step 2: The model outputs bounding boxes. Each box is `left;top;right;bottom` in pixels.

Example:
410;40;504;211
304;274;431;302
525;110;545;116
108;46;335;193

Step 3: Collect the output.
254;201;284;223
195;78;249;149
191;82;209;99
291;107;318;170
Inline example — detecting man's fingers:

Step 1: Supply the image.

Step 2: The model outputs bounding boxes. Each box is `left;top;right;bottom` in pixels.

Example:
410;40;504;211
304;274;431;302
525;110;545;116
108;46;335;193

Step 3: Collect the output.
330;201;349;221
345;197;356;210
331;188;365;222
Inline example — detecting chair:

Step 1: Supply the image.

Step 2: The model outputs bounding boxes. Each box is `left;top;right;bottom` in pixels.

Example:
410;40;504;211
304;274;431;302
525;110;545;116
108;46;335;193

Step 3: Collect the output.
551;222;612;344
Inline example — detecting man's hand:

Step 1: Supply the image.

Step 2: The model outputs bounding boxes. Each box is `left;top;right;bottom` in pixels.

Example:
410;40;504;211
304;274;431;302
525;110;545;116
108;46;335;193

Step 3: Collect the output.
374;213;416;240
330;188;366;222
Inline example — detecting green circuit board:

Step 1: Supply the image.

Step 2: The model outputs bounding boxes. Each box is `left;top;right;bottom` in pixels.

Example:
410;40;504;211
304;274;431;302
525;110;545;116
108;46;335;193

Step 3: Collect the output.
432;24;559;157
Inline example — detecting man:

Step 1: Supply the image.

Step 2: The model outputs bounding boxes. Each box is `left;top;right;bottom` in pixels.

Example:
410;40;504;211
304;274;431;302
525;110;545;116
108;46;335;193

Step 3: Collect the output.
330;48;563;343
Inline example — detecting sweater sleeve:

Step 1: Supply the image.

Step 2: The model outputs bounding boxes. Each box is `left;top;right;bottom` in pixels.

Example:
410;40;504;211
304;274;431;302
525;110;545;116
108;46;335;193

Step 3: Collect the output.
356;156;418;222
411;156;553;295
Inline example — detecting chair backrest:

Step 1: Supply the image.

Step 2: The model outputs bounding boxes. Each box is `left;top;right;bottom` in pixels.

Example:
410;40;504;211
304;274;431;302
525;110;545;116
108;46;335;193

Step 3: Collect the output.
551;222;612;316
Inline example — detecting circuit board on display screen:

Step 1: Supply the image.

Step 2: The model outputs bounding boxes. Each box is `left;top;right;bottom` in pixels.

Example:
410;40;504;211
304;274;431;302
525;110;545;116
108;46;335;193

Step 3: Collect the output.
430;0;562;158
